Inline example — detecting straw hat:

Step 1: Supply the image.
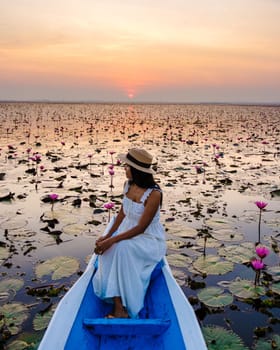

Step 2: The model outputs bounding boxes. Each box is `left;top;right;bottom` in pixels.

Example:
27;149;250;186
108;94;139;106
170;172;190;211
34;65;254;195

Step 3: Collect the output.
118;148;155;174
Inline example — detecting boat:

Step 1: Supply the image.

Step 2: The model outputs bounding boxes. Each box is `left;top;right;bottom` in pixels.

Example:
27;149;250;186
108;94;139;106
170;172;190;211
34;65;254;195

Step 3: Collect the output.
38;254;207;350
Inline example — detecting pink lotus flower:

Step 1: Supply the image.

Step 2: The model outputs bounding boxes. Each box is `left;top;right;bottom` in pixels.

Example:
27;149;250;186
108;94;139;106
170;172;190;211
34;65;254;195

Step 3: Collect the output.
255;201;268;244
255;201;268;210
49;193;59;211
30;154;42;163
251;259;264;270
103;202;115;221
103;202;115;210
256;246;270;259
49;193;59;201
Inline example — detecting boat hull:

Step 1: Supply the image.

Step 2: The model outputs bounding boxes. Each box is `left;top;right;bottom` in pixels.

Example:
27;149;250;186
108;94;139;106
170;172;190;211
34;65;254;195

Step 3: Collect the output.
38;256;207;350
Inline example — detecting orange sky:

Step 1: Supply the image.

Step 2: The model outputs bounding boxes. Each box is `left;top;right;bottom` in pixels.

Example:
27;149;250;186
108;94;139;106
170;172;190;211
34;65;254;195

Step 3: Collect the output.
1;0;280;102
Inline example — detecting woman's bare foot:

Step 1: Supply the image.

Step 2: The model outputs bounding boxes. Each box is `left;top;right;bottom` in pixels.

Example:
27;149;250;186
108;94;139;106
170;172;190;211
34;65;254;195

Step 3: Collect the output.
113;308;129;318
112;296;129;318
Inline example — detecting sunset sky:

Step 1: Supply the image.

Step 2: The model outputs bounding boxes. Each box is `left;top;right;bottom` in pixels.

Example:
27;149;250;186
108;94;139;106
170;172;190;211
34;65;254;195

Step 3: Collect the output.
1;0;280;103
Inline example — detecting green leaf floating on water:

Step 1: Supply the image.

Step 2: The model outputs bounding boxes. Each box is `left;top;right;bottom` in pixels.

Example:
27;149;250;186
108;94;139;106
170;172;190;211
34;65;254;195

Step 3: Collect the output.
203;325;249;350
0;278;24;292
0;278;24;302
166;239;187;250
5;332;42;350
63;223;89;236
193;255;234;275
5;340;30;350
165;224;198;238
204;217;233;230
271;282;280;295
33;304;57;331
198;287;233;308
35;256;79;280
211;229;244;242
266;265;280;282
166;253;192;268
0;303;29;335
218;242;255;264
0;246;10;263
228;279;266;299
254;334;280;350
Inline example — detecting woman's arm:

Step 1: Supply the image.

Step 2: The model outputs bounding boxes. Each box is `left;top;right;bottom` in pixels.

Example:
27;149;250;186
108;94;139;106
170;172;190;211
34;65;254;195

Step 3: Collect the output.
95;190;161;253
96;205;125;243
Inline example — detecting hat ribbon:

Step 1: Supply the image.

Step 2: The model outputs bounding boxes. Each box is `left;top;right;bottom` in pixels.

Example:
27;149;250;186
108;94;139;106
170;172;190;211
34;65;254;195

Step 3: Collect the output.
126;153;151;169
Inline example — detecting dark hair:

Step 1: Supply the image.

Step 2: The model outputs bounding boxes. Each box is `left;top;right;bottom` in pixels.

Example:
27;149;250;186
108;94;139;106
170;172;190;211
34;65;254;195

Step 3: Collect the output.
129;166;162;206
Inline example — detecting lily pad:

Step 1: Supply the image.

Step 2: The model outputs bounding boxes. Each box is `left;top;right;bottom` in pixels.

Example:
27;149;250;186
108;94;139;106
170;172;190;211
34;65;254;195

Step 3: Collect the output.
6;332;41;350
211;229;244;242
204;217;233;229
0;217;28;230
196;237;221;248
218;242;255;263
0;303;29;335
35;256;79;280
0;246;10;263
271;282;280;295
198;287;233;308
193;255;234;275
203;325;249;350
166;253;192;268
228;279;266;299
166;239;187;250
166;224;198;238
63;223;89;236
171;269;186;286
266;266;280;282
5;340;30;350
33;304;57;331
0;278;24;302
254;334;280;350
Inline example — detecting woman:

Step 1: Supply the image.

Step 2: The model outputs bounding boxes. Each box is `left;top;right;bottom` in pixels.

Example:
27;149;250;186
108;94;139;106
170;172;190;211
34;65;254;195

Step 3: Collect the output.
93;148;166;319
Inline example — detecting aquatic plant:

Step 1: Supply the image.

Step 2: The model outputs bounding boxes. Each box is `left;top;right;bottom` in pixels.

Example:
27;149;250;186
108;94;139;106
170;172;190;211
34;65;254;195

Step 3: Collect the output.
103;202;115;222
35;256;79;280
109;150;115;164
108;166;115;188
49;193;59;211
88;154;93;170
251;259;264;286
255;201;268;244
198;287;233;308
203;326;249;350
255;245;270;259
251;245;269;286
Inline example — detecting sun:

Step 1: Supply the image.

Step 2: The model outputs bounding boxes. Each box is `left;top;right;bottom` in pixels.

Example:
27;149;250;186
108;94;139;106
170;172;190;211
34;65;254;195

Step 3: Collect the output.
128;93;134;99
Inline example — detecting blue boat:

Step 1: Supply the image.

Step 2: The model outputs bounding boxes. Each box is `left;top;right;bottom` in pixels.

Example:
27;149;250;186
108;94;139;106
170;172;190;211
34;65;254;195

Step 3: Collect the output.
38;254;207;350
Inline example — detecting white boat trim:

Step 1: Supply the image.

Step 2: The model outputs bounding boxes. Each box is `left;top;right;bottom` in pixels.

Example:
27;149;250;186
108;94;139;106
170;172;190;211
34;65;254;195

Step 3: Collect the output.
38;254;97;350
162;257;207;349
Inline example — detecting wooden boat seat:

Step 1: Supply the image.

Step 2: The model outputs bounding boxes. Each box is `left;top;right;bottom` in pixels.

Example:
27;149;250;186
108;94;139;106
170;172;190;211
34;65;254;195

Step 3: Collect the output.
83;318;171;336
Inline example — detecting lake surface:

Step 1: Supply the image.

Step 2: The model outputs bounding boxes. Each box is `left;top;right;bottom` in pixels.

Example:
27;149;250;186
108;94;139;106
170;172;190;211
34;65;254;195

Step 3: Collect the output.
0;103;279;349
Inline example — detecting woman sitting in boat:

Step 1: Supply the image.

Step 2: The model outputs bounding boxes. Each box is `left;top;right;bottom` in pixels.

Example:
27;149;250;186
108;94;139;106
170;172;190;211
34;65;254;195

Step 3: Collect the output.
93;148;166;319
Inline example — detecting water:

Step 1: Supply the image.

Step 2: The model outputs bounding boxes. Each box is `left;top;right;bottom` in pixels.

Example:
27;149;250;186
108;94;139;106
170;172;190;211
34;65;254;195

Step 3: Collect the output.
0;102;279;349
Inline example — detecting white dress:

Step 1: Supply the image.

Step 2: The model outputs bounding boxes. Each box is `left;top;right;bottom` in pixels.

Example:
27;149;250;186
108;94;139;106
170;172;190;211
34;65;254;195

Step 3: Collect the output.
92;182;166;318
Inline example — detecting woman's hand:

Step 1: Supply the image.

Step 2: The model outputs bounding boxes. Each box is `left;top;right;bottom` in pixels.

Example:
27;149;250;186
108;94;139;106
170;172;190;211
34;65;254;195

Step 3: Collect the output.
94;237;115;255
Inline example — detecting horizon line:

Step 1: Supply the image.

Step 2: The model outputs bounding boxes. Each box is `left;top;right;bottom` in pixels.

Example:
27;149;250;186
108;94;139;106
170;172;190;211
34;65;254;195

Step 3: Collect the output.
0;99;279;107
